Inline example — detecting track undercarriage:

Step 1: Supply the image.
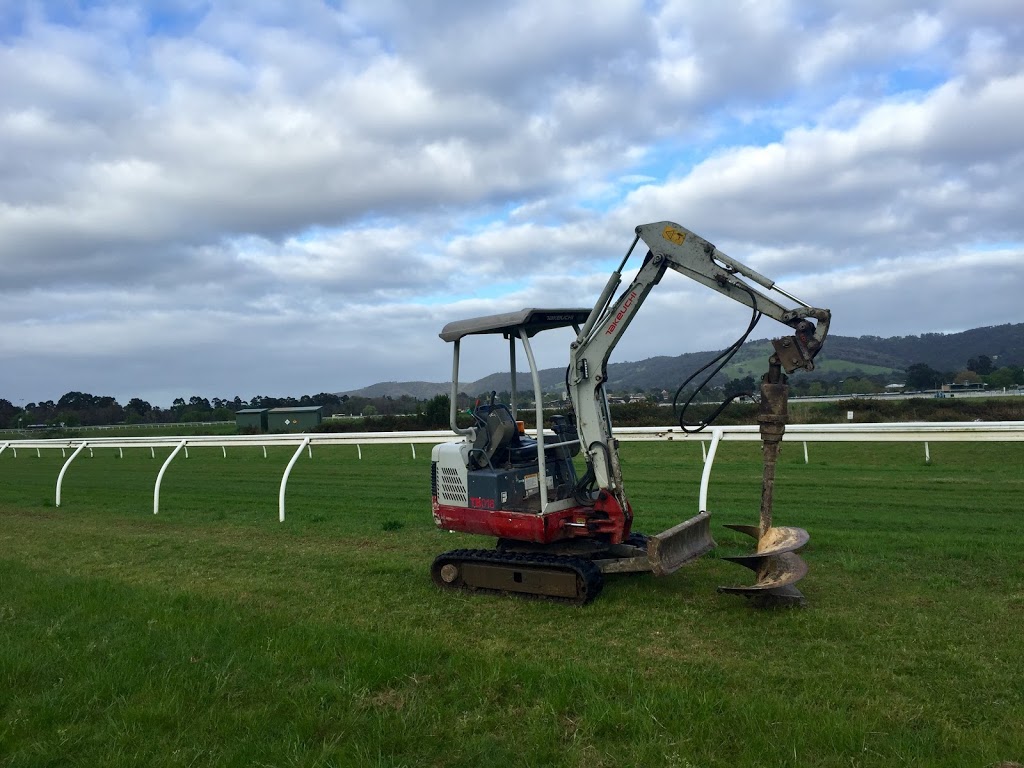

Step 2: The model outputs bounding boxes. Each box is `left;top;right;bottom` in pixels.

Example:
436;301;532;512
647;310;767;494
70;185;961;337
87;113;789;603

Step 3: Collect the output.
432;513;714;606
431;548;605;606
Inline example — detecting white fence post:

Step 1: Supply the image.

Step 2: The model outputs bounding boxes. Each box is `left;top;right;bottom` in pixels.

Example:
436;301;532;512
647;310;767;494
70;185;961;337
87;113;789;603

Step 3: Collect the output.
279;437;311;523
56;442;89;507
153;441;187;515
698;429;723;514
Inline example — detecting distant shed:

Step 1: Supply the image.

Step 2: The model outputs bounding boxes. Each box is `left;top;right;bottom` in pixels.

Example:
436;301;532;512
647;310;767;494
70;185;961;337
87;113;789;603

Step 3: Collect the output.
236;408;269;432
267;406;323;432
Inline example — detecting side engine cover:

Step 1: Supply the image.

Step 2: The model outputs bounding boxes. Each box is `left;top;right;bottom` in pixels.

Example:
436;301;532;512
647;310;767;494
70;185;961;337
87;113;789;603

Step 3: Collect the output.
432;441;470;508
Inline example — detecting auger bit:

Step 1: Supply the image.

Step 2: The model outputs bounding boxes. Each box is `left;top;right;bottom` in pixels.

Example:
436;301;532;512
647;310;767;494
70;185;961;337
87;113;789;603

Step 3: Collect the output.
718;357;811;608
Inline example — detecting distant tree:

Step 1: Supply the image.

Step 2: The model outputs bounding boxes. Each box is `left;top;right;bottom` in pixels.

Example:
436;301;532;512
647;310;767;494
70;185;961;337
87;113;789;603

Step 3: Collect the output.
58;411;81;427
211;405;234;421
0;398;17;428
361;404;378;417
423;394;450;428
724;376;757;398
311;393;341;416
987;367;1021;389
967;355;994;375
188;396;211;412
125;398;152;422
58;391;94;411
905;363;943;390
953;370;982;385
93;397;124;426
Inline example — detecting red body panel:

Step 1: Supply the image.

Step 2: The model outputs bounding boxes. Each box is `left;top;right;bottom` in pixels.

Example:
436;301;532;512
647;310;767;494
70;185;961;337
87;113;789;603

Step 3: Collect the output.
432;498;579;543
432;489;632;545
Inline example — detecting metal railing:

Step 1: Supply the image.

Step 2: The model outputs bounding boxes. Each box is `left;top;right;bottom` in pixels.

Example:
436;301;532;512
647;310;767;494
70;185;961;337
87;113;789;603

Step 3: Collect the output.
2;421;1023;522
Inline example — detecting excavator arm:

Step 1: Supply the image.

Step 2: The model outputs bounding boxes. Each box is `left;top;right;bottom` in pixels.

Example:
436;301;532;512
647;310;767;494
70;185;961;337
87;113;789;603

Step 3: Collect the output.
568;221;831;514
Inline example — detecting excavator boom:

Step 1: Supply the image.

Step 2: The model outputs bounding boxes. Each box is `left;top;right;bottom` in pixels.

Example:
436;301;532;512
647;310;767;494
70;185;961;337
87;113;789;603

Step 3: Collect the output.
569;221;829;501
566;222;830;590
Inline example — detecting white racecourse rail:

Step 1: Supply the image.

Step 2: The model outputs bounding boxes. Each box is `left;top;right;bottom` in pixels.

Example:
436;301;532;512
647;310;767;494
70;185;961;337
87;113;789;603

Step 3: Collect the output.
2;421;1023;522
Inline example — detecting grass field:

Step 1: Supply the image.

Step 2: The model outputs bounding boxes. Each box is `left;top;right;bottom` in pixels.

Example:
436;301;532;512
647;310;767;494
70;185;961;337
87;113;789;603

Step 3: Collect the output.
1;439;1022;767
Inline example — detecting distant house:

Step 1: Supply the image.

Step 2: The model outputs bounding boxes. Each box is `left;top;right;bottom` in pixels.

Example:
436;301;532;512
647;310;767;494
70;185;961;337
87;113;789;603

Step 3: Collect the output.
941;382;986;393
236;408;269;431
267;406;323;432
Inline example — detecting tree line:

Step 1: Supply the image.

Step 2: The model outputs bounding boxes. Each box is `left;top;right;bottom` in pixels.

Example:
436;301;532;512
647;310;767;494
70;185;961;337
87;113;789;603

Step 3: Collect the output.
0;391;446;430
3;356;1021;431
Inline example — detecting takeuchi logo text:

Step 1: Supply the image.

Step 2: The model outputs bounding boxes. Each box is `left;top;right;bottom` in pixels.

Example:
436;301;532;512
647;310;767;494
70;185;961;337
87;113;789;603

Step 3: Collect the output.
606;291;638;335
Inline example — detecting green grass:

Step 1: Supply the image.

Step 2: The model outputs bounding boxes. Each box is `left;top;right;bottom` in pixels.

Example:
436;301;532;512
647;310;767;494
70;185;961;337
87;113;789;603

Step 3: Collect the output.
1;441;1023;767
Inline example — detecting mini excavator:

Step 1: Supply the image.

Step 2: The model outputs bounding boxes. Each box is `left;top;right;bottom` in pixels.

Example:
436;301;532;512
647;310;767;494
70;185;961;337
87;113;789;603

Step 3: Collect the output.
430;222;830;605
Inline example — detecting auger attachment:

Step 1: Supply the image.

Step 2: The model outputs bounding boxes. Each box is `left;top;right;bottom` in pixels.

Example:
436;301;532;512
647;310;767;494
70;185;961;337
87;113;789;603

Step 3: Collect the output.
719;360;810;607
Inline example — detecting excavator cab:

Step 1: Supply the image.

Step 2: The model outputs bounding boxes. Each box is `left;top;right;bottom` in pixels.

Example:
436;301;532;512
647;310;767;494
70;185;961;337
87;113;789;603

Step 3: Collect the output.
431;308;591;522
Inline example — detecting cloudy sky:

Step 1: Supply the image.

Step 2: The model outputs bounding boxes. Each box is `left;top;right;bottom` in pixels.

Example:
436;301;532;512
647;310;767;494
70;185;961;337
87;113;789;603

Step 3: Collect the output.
2;1;1023;407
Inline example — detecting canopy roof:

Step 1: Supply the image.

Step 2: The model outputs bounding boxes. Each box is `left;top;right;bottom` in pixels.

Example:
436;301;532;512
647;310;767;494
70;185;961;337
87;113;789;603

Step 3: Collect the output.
439;308;592;343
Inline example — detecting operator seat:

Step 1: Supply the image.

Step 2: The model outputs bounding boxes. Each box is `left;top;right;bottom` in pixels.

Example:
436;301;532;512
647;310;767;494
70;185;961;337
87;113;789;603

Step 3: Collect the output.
471;406;519;468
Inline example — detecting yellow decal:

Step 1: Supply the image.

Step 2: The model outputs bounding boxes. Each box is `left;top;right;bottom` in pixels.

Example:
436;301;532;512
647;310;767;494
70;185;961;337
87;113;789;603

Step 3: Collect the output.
662;225;687;245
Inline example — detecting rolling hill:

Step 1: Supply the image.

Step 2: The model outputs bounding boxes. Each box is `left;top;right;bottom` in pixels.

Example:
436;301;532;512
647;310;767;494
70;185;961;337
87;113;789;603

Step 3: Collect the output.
338;322;1024;398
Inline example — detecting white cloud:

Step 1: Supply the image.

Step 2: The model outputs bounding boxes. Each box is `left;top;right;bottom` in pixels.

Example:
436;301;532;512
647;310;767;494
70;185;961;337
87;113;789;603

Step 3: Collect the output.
1;1;1023;406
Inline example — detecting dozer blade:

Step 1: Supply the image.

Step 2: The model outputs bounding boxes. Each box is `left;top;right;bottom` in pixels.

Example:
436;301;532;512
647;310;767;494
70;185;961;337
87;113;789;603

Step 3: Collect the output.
646;510;716;576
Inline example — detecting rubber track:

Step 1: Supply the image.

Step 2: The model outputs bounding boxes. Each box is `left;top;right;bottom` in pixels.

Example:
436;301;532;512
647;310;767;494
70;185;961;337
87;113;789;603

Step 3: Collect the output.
431;548;604;606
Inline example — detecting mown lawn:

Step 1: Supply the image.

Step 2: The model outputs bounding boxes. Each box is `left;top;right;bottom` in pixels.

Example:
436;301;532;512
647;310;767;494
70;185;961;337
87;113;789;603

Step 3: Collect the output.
1;439;1022;767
